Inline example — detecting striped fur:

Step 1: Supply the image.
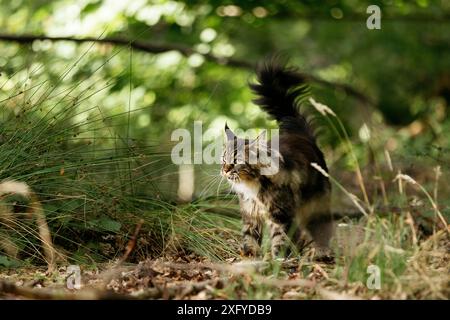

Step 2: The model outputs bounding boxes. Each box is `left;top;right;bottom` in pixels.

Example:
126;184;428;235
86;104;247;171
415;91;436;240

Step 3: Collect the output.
222;60;334;260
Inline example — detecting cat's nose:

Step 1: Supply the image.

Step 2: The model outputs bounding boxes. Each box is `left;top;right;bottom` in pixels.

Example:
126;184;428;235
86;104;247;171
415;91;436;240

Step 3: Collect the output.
225;169;237;180
222;163;239;179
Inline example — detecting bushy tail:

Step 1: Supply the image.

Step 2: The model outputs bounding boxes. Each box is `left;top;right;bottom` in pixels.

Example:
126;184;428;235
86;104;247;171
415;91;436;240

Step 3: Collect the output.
250;60;314;137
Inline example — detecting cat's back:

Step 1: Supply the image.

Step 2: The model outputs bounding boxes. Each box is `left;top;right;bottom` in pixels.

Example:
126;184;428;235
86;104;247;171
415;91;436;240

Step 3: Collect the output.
278;128;327;173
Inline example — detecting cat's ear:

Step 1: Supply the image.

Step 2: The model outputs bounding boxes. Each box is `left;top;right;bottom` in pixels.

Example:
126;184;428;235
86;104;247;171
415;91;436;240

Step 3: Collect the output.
224;122;235;141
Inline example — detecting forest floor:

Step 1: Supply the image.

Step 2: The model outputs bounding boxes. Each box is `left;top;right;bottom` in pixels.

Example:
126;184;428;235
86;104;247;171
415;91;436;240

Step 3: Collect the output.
0;228;448;300
0;163;449;300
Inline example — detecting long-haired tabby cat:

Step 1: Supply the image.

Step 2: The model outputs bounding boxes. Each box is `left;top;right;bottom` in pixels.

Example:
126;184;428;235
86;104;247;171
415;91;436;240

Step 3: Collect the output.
221;61;333;261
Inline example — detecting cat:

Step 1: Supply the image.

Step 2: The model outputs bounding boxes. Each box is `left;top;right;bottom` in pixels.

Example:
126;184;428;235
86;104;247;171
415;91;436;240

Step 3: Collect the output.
221;60;334;261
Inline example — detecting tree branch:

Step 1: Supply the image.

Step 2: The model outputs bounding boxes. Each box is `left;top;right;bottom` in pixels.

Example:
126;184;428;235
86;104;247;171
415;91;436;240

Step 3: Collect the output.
0;33;373;106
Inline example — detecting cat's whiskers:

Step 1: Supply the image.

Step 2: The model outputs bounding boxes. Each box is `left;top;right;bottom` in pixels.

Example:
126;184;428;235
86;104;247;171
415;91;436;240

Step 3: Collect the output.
216;175;225;197
198;175;222;199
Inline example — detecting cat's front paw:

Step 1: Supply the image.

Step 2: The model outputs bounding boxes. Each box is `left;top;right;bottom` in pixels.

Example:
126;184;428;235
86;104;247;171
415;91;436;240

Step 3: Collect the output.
271;244;291;259
240;243;259;258
313;247;334;264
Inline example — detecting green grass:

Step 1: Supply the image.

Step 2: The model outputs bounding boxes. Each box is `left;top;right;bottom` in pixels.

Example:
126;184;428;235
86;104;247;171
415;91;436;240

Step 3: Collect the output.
0;48;230;265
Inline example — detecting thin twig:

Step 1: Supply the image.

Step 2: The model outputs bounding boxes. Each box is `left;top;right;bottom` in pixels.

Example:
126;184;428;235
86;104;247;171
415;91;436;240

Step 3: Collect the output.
0;280;133;300
0;33;373;106
119;219;144;264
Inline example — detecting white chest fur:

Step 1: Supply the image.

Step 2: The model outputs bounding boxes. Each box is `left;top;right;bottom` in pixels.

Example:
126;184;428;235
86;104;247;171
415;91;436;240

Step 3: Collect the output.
231;181;260;200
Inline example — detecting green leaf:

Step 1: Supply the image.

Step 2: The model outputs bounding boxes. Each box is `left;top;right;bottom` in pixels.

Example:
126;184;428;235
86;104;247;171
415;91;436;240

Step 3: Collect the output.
88;216;122;233
0;255;21;268
81;0;103;17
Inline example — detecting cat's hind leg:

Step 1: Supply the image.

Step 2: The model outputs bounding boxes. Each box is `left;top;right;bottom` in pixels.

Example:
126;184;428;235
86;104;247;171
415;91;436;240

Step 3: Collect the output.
306;214;335;262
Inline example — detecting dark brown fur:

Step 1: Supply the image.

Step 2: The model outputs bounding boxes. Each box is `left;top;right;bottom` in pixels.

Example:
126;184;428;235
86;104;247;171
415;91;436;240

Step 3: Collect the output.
221;61;334;260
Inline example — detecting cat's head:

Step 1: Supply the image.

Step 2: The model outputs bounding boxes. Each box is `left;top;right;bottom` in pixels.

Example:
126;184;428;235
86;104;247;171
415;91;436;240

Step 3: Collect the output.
221;123;281;184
